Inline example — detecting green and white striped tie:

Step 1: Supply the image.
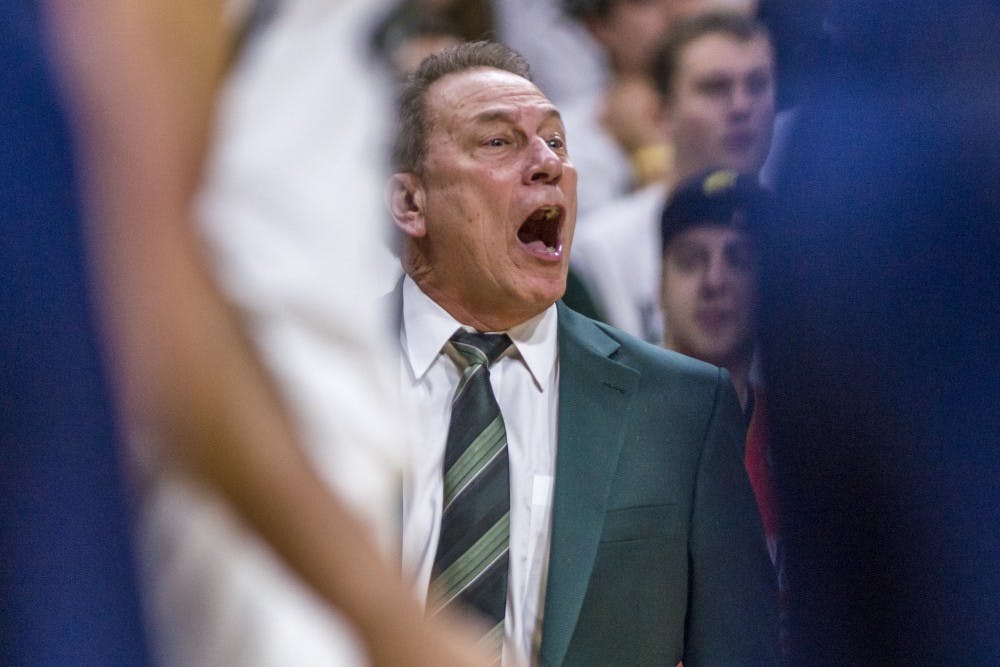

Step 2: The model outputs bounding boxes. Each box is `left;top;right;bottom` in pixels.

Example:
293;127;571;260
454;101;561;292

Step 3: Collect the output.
430;329;512;656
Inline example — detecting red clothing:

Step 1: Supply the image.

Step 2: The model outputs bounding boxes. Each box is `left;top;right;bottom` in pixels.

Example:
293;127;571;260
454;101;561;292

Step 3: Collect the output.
745;387;779;563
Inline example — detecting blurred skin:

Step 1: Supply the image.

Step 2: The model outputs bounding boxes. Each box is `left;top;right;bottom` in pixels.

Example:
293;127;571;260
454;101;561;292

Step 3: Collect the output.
661;225;757;407
663;0;757;25
585;0;676;173
586;0;676;75
585;0;758;82
600;74;669;155
389;68;578;331
43;1;489;665
664;31;775;180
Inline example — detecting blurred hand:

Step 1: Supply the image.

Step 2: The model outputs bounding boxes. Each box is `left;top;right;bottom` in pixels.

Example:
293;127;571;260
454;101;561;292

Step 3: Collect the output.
360;594;500;667
600;74;668;154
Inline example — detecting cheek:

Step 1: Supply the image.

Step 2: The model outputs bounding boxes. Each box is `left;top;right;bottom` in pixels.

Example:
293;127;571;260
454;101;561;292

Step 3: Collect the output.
675;107;718;146
662;274;696;311
693;109;725;139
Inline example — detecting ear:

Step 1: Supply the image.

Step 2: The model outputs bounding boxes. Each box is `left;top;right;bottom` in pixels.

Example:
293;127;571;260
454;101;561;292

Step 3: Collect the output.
386;172;426;239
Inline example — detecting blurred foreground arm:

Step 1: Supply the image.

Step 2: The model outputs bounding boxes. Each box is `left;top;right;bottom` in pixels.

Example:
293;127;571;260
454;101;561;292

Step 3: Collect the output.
43;2;487;664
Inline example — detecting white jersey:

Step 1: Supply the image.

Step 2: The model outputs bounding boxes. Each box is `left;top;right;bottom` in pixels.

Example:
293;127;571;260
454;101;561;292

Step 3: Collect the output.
138;2;408;665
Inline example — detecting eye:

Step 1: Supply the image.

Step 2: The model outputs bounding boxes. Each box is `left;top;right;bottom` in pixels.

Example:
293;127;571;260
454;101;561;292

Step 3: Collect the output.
547;135;566;150
486;137;510;147
746;71;773;97
697;77;731;98
671;246;706;272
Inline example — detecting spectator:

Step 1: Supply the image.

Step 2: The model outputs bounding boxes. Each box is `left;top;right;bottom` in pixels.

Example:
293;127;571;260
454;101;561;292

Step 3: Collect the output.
561;0;757;213
572;11;775;343
657;166;780;578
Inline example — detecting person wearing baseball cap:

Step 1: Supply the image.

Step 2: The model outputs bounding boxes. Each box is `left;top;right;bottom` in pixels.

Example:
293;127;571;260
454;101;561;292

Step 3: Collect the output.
660;167;768;411
659;168;781;584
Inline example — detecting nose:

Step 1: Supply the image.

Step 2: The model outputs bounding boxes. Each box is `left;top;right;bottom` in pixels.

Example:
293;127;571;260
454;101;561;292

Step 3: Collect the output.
730;84;753;118
524;136;563;185
702;254;729;293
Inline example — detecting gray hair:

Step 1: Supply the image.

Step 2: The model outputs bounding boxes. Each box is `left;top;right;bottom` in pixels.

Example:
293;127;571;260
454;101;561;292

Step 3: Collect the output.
392;40;532;173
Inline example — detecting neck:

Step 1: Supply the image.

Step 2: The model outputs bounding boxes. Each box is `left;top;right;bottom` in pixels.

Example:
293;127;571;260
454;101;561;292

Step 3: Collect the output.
404;264;535;333
671;161;703;186
431;295;523;333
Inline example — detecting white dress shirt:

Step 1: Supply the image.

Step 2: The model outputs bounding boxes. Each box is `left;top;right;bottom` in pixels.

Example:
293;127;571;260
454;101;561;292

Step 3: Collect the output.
399;277;559;667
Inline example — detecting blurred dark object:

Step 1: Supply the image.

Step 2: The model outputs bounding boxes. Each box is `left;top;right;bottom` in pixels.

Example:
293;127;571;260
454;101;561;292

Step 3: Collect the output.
0;4;148;665
759;1;1000;664
756;0;834;110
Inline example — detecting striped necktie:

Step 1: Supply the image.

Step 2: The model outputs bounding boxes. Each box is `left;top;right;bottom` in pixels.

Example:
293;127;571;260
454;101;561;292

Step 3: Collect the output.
430;329;512;653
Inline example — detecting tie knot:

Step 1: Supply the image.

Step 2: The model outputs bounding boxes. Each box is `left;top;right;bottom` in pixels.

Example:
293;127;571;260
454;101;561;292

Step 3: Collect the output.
449;330;511;369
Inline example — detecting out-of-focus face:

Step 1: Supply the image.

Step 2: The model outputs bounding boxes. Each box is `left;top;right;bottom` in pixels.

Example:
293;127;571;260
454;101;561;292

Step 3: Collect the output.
665;32;775;178
660;224;757;369
391;67;578;331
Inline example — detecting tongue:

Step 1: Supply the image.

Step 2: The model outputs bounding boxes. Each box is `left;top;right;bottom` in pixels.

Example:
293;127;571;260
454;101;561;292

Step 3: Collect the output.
524;239;551;254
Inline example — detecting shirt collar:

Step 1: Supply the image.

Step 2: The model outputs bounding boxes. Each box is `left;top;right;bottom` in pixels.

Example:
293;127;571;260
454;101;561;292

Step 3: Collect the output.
401;275;558;390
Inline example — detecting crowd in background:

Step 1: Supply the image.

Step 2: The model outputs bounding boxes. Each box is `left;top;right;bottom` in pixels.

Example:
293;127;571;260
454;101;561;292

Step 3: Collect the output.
3;0;997;665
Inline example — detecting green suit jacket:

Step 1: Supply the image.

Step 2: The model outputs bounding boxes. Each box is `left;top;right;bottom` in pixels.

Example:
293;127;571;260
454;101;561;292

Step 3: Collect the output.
540;302;777;666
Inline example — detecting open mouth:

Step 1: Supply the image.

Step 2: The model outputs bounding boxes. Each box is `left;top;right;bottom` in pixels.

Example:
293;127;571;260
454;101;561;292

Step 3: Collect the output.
517;204;564;259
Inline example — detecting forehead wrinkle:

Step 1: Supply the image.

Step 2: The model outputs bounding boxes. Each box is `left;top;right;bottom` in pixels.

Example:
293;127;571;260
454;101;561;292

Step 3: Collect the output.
472;105;563;126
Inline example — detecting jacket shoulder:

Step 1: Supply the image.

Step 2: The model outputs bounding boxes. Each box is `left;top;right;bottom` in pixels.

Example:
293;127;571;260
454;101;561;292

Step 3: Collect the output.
558;302;725;388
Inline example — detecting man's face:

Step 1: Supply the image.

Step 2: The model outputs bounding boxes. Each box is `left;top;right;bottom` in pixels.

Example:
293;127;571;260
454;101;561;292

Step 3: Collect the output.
660;225;757;369
665;32;775;177
398;68;578;329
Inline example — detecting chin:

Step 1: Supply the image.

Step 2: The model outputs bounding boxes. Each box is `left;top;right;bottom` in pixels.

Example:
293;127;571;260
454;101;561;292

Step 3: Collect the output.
514;279;566;316
687;340;733;367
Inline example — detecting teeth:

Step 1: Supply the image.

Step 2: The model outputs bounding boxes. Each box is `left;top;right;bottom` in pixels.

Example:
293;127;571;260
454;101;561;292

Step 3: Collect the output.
545;245;556;253
545;207;559;221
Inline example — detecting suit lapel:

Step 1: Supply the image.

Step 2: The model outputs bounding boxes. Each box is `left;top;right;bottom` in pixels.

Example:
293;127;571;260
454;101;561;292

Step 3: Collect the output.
539;304;639;666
